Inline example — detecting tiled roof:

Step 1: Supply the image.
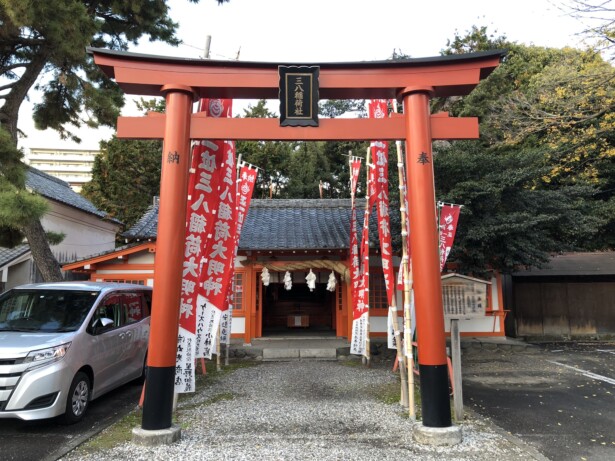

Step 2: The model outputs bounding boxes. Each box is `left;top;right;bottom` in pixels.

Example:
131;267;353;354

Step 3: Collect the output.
122;198;383;251
0;245;30;267
513;251;615;276
25;167;121;224
121;201;159;240
240;199;353;250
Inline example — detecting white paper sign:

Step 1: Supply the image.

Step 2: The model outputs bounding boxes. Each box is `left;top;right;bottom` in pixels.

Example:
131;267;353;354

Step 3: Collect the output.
195;294;222;359
350;313;368;357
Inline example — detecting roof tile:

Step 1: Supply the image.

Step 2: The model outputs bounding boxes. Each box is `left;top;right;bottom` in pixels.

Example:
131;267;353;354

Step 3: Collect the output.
122;198;380;250
25;167;120;223
0;244;30;267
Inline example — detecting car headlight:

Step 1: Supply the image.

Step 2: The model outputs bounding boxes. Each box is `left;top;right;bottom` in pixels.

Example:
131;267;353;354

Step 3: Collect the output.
23;342;72;371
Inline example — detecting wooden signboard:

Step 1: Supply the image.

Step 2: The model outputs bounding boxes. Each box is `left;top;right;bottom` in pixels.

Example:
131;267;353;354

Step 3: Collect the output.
441;273;490;319
279;65;319;127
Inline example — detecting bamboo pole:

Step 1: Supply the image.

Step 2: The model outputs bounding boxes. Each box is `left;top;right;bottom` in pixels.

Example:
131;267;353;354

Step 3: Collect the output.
450;318;464;421
364;146;371;368
225;310;231;366
393;99;416;420
389;290;409;408
216;322;222;372
225;153;243;367
371;102;408;408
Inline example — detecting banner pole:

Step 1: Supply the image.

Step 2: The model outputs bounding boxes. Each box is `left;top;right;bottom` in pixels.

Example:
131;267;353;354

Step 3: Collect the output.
364;146;371;367
371;100;408;408
216;322;222;372
390;291;408;407
393;99;416;420
348;153;358;357
226;153;242;367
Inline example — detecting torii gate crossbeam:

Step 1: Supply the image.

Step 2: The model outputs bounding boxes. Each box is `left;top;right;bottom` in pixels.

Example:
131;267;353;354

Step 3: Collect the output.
88;47;505;442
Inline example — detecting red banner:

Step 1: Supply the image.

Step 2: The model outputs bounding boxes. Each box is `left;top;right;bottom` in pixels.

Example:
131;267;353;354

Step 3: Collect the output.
351;152;371;356
197;138;236;359
236;165;258;239
180;99;235;360
368;162;377;208
349;158;362;319
220;164;258;345
351;193;370;356
439;203;461;271
372;144;393;304
176;98;230;392
358;206;370;316
350;159;361;195
204;141;237;312
368;100;395;307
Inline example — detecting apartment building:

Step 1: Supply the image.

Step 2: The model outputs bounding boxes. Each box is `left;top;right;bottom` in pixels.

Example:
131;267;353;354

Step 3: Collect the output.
24;147;100;192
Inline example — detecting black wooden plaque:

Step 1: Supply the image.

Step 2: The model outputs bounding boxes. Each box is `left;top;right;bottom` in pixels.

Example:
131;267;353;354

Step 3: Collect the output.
279;65;319;127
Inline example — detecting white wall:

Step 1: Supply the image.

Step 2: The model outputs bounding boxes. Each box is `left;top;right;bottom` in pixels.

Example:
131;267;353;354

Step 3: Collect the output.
2;259;33;291
42;201;120;260
231;317;245;334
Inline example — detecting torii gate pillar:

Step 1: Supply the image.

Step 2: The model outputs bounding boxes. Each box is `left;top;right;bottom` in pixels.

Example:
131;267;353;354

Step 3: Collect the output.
141;84;194;431
402;87;459;442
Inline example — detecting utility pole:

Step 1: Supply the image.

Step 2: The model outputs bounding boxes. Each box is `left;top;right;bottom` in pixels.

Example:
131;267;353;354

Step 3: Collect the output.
203;35;212;59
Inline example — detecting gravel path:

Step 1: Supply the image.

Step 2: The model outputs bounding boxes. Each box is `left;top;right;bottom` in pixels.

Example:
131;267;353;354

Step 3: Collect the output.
61;360;541;460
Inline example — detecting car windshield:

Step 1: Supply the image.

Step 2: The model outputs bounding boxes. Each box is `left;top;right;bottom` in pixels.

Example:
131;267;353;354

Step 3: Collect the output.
0;289;99;333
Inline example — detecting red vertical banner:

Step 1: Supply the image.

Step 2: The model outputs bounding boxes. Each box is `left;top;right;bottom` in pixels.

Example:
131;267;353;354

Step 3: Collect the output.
235;166;258;239
220;165;258;346
175;98;228;393
438;203;461;271
349;158;362;310
197;137;236;359
368;99;397;349
369;100;394;305
351;154;371;357
168;98;235;363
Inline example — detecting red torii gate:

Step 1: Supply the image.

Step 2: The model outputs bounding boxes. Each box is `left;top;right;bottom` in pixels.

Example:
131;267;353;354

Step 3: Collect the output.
89;48;504;440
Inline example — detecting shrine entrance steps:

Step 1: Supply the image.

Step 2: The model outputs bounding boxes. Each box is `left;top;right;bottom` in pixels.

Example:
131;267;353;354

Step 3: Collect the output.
235;336;350;362
262;347;337;361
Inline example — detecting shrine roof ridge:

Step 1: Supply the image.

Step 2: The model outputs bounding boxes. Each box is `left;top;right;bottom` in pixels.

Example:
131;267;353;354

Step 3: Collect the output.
250;198;354;209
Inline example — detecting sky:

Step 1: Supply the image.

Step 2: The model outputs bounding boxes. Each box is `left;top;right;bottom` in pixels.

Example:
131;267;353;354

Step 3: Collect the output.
17;0;591;152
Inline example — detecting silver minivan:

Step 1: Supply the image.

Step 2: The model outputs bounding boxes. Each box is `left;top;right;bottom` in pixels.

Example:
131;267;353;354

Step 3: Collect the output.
0;282;151;423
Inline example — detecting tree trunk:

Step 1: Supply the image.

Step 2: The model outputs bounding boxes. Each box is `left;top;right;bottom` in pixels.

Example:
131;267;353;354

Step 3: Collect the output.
21;219;63;282
2;50;62;282
0;52;47;144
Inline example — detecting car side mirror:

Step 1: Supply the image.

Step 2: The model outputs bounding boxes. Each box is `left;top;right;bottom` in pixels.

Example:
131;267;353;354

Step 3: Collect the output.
92;317;114;333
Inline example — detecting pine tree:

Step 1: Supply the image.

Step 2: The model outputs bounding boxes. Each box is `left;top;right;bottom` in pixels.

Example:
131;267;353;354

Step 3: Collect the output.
0;0;227;281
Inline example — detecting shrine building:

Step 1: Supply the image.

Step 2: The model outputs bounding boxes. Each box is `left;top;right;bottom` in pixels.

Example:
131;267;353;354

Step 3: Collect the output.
63;198;507;343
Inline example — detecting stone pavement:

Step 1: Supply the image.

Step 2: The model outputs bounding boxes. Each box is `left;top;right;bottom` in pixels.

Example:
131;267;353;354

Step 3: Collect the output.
56;335;554;461
225;334;536;362
61;355;550;461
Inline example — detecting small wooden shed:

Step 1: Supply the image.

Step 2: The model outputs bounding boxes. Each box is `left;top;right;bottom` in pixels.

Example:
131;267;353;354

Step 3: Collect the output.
511;252;615;338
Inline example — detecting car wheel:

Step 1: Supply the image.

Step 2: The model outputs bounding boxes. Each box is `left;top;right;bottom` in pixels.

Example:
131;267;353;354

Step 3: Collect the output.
62;372;90;424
